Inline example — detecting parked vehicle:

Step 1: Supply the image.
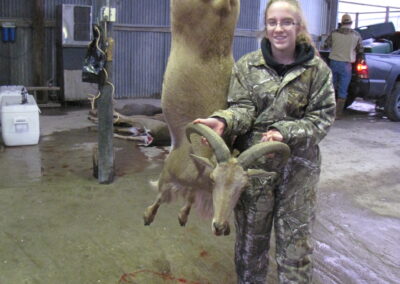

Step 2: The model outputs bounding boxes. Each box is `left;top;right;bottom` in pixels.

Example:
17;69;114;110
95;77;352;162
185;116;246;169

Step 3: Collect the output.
321;22;400;121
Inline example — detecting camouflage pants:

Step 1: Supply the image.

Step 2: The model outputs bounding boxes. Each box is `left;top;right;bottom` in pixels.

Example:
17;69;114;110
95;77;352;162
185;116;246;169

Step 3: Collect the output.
234;157;320;284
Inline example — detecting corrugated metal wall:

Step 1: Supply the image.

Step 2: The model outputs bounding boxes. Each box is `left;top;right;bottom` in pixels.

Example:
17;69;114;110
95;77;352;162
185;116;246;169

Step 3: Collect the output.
113;0;170;98
114;31;170;98
233;0;266;61
0;0;33;18
0;0;33;86
0;0;95;88
0;0;334;100
44;0;94;19
300;0;330;42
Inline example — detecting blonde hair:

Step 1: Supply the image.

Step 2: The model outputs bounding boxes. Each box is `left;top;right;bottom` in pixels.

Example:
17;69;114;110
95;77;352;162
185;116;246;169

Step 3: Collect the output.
264;0;314;48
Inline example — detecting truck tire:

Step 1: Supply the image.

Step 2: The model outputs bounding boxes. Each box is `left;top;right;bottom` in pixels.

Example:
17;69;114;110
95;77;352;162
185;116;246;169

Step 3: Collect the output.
345;83;358;108
385;82;400;121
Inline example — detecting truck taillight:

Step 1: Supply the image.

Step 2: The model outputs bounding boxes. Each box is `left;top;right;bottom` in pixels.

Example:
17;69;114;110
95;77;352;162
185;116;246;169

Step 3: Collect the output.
356;61;369;79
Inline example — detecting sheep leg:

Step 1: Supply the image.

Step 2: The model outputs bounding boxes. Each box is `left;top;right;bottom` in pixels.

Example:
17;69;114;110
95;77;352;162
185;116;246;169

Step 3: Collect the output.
144;184;173;226
178;191;195;226
143;194;162;225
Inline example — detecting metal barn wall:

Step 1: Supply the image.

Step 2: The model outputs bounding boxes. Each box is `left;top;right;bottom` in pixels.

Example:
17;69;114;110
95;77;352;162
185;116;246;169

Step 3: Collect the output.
0;0;34;86
233;0;267;61
44;0;95;18
0;0;33;18
0;0;94;88
113;0;170;98
236;0;266;30
300;0;330;43
113;31;170;98
0;0;335;100
0;28;33;85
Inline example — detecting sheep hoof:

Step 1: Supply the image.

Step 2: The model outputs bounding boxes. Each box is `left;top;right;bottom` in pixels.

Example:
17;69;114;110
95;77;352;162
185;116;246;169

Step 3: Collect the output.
143;207;156;225
144;218;151;226
143;215;153;226
178;215;187;226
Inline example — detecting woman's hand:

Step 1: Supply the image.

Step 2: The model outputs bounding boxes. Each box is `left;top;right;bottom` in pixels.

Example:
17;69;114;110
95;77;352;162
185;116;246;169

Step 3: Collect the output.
193;118;225;136
261;129;283;158
261;129;283;142
193;118;225;145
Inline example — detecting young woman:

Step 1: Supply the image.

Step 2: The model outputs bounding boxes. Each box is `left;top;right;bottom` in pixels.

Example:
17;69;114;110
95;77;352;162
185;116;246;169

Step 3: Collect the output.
194;0;336;283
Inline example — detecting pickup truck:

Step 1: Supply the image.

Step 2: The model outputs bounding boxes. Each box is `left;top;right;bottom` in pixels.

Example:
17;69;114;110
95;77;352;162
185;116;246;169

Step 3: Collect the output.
320;22;400;122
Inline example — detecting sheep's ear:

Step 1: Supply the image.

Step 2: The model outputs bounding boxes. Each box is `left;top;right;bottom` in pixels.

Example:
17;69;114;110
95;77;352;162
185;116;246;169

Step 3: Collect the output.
247;169;278;180
190;154;214;169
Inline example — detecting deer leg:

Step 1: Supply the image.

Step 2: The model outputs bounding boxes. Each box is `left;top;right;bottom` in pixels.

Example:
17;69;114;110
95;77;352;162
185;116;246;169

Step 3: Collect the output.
114;126;143;136
114;133;145;142
178;191;195;226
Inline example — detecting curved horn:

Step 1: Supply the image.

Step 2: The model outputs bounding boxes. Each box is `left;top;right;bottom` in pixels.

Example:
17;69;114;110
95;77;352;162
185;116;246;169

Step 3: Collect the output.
185;123;231;163
237;141;291;169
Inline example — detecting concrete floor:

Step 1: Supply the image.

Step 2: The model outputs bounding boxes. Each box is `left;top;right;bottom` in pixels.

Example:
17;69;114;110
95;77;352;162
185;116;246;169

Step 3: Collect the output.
0;99;399;284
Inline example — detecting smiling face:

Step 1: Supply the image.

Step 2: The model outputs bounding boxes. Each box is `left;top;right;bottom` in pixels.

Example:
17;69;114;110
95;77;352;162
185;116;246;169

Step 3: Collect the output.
265;1;302;57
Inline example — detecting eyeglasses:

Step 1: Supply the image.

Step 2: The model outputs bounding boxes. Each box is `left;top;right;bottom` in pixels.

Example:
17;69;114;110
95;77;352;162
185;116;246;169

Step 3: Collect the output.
266;19;298;29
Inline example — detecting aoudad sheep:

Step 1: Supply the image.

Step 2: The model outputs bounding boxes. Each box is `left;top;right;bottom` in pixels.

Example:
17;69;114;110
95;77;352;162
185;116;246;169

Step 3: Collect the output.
143;0;290;235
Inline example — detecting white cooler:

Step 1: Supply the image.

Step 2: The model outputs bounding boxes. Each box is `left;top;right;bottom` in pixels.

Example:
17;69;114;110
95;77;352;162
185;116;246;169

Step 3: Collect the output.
1;95;40;146
0;85;25;124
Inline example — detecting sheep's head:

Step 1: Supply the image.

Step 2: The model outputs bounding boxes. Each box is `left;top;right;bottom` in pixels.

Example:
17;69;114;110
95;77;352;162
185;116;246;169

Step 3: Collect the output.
186;123;290;236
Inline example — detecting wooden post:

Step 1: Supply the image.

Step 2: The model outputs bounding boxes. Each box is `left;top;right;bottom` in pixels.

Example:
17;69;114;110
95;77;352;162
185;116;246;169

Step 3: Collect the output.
33;0;45;101
95;0;116;184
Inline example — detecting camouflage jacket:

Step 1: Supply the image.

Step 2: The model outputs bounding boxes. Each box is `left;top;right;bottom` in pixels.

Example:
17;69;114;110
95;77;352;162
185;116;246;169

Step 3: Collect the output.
212;49;336;162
